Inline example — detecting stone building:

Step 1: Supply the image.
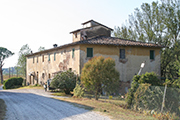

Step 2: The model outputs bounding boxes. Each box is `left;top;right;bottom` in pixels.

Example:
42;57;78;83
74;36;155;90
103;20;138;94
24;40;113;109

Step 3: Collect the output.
26;20;163;93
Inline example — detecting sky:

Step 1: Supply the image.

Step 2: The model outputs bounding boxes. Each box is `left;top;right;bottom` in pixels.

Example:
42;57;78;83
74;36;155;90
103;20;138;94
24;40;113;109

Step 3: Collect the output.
0;0;155;68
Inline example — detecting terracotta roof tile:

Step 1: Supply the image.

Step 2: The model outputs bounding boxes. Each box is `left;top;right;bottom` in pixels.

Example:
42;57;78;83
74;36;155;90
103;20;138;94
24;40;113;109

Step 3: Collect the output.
75;36;164;48
26;36;164;57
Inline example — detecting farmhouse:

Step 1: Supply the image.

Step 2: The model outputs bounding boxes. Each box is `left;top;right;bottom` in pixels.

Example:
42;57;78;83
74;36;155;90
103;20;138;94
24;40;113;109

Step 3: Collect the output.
26;20;163;93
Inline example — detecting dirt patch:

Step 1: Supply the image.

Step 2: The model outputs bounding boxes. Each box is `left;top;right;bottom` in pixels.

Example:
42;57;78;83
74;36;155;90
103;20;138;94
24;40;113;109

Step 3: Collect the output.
0;99;6;120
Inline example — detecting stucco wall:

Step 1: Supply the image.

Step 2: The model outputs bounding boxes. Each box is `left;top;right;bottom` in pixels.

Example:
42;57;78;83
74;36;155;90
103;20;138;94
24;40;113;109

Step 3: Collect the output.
72;26;111;42
80;44;161;82
26;45;80;85
72;32;81;42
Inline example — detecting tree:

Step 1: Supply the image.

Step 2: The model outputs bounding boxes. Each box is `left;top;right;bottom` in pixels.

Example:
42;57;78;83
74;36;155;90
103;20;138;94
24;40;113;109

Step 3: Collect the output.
126;72;162;108
0;47;14;83
17;44;31;78
50;70;77;94
81;56;120;100
14;66;21;77
113;0;180;78
38;46;45;52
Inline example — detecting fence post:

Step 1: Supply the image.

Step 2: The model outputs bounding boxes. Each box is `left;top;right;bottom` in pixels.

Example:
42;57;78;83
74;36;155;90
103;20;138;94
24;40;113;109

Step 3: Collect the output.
161;84;167;113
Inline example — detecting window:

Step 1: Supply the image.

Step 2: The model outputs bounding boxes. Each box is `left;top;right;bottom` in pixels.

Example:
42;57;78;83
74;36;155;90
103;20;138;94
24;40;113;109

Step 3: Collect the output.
48;54;50;61
120;49;125;59
87;48;93;57
72;48;75;58
33;57;34;63
75;33;77;38
48;73;51;79
54;53;56;61
37;72;38;80
37;56;38;63
42;73;45;79
42;55;44;62
150;50;155;60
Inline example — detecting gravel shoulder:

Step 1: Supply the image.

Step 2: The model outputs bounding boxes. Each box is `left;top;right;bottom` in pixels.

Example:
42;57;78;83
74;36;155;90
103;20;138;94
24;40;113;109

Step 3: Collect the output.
0;88;111;120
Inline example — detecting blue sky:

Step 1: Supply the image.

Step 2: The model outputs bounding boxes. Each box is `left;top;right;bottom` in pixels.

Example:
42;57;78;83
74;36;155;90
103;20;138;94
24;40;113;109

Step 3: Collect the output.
0;0;155;68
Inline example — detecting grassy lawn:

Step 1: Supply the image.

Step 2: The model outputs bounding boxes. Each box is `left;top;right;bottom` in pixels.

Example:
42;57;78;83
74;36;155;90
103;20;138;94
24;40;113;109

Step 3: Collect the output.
16;85;43;89
54;97;156;120
51;92;72;97
9;86;157;119
0;99;6;120
3;75;24;81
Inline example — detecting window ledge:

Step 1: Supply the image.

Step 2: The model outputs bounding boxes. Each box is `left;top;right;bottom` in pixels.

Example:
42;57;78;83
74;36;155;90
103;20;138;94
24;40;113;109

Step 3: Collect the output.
119;58;128;64
150;59;155;62
86;57;93;60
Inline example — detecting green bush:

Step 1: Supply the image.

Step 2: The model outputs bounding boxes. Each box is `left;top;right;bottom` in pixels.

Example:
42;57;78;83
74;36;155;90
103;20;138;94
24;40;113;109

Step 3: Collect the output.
138;72;162;86
126;72;161;108
73;82;85;98
133;84;180;117
3;77;23;89
51;70;77;94
81;56;120;100
125;75;139;108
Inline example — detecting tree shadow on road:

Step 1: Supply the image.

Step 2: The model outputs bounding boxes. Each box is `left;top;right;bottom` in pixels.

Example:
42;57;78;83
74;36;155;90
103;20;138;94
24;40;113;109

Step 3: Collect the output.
54;98;94;111
0;90;97;120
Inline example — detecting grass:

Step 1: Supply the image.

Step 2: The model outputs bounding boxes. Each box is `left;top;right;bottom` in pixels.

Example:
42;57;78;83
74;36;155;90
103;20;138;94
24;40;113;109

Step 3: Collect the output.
3;75;24;81
17;85;43;89
51;92;72;97
54;97;157;120
0;99;7;120
9;86;157;119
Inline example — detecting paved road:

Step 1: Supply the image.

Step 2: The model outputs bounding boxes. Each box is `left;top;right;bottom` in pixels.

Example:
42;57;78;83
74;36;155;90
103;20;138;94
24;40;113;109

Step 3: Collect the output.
0;88;110;120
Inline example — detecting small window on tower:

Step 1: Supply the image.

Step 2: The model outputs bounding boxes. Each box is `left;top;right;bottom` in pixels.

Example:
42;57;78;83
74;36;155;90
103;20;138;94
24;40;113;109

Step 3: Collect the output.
75;33;77;38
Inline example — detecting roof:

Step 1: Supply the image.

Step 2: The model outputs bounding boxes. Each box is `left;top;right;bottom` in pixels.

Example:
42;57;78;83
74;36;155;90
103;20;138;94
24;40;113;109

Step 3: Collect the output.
70;20;113;34
26;36;164;57
76;36;164;47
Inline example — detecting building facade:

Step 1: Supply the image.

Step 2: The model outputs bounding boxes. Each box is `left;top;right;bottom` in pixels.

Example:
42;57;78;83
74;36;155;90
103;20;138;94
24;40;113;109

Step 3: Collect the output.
26;20;163;92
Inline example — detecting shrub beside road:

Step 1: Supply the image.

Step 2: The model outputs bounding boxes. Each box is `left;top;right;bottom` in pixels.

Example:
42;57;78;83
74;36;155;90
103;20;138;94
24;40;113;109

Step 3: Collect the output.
0;99;6;120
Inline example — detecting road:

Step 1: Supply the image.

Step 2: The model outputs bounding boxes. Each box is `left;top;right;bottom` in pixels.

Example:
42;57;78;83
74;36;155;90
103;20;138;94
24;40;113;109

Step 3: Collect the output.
0;87;110;120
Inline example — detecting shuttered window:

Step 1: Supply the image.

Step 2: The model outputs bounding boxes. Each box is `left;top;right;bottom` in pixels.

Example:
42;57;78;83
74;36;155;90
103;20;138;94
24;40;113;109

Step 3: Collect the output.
150;50;155;60
37;56;38;63
87;48;93;57
48;54;50;61
72;48;75;58
54;53;56;61
42;55;44;62
120;49;125;59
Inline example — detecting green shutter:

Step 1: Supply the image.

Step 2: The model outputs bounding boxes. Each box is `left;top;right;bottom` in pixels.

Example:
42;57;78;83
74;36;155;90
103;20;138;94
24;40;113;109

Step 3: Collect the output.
150;50;154;60
72;49;75;58
54;53;56;61
120;49;125;59
48;54;50;61
87;48;93;57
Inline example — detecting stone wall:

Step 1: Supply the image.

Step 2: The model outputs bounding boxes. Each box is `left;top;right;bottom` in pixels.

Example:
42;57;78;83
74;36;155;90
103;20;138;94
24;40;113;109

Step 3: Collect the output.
26;45;80;85
80;44;161;82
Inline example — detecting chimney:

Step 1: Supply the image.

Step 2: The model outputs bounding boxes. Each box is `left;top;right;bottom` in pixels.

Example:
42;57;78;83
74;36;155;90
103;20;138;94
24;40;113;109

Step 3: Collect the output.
53;44;58;48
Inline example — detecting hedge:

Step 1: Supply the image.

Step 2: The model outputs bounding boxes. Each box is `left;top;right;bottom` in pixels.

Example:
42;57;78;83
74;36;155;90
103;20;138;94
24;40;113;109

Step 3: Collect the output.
3;77;23;89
